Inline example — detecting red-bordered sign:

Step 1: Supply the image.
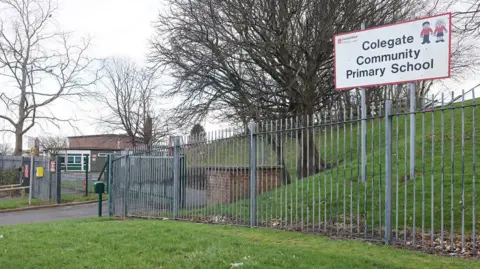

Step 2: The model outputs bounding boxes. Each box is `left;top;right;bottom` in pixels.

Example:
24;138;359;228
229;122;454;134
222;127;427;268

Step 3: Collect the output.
24;164;29;178
334;13;452;91
50;160;56;172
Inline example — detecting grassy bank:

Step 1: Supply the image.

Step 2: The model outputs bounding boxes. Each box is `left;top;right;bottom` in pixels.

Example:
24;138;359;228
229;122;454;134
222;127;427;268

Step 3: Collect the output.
173;99;480;235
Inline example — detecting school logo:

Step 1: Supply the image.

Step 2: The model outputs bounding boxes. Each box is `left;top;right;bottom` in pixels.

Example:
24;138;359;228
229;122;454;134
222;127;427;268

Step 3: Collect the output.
337;35;358;45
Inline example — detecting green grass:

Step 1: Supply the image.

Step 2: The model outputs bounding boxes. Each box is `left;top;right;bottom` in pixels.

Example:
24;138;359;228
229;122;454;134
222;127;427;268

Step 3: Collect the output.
0;218;477;269
61;180;96;193
0;198;44;209
176;99;480;236
0;194;102;210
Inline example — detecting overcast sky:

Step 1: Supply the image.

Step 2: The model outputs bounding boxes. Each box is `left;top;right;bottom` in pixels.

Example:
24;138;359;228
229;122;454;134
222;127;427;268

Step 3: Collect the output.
1;0;168;148
53;0;166;135
1;0;479;149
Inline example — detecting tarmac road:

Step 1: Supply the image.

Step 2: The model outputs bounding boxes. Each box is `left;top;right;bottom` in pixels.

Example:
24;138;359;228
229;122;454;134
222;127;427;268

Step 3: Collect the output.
0;202;108;226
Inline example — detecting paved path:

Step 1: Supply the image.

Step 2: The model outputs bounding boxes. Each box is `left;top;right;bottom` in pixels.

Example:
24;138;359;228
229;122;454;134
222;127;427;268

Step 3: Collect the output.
0;202;108;226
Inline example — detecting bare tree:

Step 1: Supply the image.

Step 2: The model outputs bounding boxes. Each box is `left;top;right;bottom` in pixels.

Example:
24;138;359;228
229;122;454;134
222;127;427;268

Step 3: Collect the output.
0;143;12;155
98;57;169;147
38;135;65;156
0;0;100;156
151;0;480;179
150;0;441;178
453;0;480;38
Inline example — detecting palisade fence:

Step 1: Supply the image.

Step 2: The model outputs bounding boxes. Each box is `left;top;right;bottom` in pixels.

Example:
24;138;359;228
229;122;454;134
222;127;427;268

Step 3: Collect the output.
109;92;479;256
0;155;56;201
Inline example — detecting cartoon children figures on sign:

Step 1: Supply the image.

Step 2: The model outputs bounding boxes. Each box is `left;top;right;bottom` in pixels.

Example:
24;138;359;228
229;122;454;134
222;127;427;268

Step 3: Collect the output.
420;21;433;44
421;19;448;44
434;19;447;42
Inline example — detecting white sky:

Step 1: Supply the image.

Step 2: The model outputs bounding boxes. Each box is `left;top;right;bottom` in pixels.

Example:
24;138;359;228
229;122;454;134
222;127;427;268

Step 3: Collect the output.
52;0;166;136
1;0;174;148
0;0;479;149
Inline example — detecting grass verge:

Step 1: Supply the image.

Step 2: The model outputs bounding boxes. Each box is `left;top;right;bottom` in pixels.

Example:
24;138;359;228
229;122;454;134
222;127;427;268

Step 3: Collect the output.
0;193;104;210
0;218;478;269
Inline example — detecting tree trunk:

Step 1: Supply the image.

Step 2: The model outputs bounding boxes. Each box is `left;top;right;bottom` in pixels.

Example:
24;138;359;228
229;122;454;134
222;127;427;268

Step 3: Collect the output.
296;127;324;179
14;127;23;156
295;106;326;179
130;136;137;149
265;133;291;185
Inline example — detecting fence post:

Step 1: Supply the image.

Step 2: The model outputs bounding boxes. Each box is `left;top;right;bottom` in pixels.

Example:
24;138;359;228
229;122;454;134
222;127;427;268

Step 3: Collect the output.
55;155;61;204
123;154;130;217
249;120;258;227
28;155;34;205
84;155;89;196
107;154;113;217
173;136;181;218
47;159;52;201
409;83;416;180
385;100;393;244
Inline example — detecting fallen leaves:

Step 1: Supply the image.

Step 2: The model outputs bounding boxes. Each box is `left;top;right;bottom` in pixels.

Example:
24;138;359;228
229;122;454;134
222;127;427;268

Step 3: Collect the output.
179;215;480;259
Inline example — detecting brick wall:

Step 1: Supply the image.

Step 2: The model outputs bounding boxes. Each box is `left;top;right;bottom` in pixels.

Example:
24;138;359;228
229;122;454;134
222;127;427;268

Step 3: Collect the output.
205;167;283;206
68;135;135;150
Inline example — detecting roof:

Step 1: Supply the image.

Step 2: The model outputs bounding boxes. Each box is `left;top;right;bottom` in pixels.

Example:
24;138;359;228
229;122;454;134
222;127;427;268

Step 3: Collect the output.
59;148;119;151
67;134;131;139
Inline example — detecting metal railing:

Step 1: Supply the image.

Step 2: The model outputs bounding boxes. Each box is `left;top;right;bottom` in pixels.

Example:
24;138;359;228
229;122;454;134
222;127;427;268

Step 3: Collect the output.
109;92;479;256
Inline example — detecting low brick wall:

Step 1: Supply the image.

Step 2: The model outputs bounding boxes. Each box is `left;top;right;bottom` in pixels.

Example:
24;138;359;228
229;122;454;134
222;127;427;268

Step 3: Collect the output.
204;166;283;206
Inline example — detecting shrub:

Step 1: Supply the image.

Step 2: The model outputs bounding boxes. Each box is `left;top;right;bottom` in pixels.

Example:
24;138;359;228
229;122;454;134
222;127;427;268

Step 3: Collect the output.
0;169;20;185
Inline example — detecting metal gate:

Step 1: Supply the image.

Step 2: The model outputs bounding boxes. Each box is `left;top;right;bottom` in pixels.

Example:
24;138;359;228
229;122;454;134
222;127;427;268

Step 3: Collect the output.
109;150;186;218
31;157;57;201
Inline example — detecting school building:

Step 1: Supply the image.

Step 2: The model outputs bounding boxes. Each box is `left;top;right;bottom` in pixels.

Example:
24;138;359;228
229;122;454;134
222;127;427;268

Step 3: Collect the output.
58;134;140;172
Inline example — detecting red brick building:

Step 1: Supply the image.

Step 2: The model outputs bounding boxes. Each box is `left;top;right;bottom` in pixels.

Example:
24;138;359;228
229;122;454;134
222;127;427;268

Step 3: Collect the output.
59;134;142;172
67;134;137;150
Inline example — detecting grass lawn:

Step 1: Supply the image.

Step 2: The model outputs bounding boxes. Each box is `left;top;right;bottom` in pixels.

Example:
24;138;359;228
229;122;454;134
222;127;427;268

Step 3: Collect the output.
61;179;97;193
0;218;478;269
0;194;103;210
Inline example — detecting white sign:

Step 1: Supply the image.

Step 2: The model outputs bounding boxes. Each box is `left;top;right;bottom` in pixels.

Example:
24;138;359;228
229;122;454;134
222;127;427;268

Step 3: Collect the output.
26;136;35;149
334;13;451;90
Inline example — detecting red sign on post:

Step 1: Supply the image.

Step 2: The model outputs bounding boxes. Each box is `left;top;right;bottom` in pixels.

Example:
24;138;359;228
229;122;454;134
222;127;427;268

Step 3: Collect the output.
24;164;29;178
50;161;56;172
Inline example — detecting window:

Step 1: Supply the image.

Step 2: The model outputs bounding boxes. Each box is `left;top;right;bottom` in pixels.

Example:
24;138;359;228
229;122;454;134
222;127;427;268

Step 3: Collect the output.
67;155;82;164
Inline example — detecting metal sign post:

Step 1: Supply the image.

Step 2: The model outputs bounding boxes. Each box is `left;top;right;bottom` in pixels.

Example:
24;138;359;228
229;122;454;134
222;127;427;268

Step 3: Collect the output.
385;100;393;244
360;22;367;183
410;82;416;180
